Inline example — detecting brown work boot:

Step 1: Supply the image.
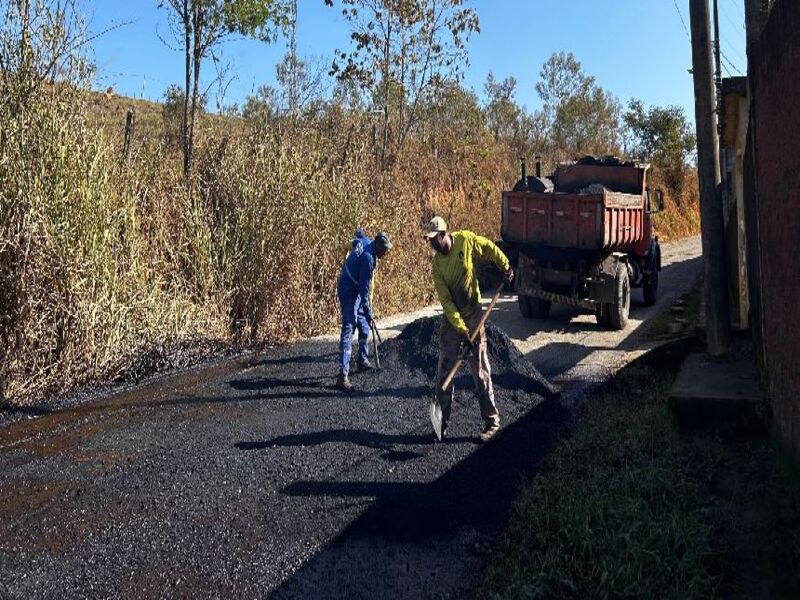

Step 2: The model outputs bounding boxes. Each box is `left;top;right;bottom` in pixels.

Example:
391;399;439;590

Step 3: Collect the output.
335;373;353;393
478;422;500;443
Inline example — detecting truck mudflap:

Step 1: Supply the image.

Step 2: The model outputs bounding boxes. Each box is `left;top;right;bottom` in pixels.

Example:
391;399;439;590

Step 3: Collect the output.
524;289;596;312
515;251;625;310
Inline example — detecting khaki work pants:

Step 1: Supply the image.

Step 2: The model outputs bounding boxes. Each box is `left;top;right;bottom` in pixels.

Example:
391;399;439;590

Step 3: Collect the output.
434;310;500;430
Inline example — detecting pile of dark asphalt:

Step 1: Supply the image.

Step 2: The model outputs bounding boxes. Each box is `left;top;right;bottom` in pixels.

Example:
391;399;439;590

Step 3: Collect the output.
0;316;567;599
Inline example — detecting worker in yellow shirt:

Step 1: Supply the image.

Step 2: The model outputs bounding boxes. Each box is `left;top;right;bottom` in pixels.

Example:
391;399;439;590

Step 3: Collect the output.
424;216;513;443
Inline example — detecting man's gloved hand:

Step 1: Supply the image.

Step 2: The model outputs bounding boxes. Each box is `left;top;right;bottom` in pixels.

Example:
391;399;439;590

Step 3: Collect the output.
504;267;514;284
460;333;475;356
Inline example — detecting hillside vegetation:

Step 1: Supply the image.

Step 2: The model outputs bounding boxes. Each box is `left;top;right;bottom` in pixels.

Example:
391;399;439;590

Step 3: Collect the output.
0;0;699;404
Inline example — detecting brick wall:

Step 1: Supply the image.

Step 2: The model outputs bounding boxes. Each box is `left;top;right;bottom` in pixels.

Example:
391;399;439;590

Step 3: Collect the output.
751;0;800;455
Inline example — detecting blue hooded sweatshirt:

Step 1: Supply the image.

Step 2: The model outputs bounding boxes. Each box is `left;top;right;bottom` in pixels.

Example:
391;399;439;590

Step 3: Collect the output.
338;230;376;320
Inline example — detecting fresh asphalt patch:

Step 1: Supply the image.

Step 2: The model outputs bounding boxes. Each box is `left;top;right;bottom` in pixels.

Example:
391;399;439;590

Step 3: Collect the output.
0;316;567;599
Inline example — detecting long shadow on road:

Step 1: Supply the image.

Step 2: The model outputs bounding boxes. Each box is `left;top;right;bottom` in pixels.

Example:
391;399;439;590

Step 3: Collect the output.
267;397;570;599
237;429;441;451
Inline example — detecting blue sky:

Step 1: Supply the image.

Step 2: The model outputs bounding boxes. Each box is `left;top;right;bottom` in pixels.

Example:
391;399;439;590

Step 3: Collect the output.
87;0;748;119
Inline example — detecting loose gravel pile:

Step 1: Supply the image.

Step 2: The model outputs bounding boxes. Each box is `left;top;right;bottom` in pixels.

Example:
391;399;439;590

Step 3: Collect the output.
379;316;557;400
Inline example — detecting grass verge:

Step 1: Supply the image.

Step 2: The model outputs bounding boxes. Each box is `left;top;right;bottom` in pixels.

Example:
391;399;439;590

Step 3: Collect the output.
478;337;800;599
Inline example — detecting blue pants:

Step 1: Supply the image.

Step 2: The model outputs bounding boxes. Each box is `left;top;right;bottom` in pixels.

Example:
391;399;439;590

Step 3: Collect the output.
338;290;371;376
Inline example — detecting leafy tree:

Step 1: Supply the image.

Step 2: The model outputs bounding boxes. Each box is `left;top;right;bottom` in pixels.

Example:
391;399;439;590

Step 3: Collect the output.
623;99;695;166
422;77;487;161
482;71;546;164
274;52;329;116
535;51;621;162
332;76;365;111
162;83;206;148
484;71;521;143
326;0;479;167
241;53;328;122
0;0;91;113
624;99;696;196
158;0;290;176
536;52;591;124
242;83;276;121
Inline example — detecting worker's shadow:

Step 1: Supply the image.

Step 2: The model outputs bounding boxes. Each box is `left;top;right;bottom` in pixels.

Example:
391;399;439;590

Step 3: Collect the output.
236;428;475;460
228;375;332;392
227;374;432;402
248;351;338;368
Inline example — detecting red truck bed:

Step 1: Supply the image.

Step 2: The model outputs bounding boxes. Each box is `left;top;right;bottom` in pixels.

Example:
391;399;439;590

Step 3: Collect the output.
501;162;648;252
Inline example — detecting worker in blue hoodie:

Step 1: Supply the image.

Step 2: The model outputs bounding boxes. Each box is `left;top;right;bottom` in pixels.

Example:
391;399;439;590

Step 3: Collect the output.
336;229;393;392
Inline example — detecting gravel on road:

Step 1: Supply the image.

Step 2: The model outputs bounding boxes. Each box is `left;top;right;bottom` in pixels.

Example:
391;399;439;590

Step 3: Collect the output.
0;317;563;599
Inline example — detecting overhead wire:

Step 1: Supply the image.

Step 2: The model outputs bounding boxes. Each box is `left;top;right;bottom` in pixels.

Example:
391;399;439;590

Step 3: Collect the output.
719;2;746;42
719;30;747;64
720;50;744;75
726;0;745;20
673;0;692;41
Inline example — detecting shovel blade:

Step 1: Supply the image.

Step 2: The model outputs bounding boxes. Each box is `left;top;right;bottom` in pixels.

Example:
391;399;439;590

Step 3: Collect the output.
429;396;443;441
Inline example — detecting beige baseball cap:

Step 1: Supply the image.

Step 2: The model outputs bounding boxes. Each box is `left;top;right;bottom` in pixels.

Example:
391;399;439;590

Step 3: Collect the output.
424;216;448;238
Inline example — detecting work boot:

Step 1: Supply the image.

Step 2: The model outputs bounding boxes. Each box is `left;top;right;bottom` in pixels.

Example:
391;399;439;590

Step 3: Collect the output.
335;373;353;393
478;422;500;443
357;359;375;372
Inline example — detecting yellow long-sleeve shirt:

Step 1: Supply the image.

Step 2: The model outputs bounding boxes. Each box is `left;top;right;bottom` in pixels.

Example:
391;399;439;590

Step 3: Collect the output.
432;230;510;334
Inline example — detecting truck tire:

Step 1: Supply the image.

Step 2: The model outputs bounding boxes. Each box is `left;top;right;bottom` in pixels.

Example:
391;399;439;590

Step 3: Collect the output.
530;298;551;319
518;295;551;319
609;263;631;330
518;294;534;318
595;303;611;327
643;268;658;306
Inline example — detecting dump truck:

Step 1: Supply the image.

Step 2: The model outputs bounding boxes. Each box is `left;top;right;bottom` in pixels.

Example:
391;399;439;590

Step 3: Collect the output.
499;155;664;330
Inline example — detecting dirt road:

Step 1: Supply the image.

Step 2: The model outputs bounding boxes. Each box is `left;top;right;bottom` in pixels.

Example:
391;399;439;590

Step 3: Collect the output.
0;237;701;599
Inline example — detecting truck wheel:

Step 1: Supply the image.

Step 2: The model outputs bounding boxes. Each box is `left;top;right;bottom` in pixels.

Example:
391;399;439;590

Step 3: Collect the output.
595;303;611;327
643;268;659;306
518;294;534;318
609;263;630;330
530;298;551;319
518;295;551;319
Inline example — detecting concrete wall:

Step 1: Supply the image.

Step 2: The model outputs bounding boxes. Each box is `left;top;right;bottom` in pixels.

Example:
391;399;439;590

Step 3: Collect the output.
751;0;800;455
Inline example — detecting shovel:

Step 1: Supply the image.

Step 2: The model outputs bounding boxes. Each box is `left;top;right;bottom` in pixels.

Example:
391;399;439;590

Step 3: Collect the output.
371;320;382;370
431;284;505;441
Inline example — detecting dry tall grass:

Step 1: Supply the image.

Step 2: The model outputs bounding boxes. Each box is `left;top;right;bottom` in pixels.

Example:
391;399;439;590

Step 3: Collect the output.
650;168;701;241
0;71;513;404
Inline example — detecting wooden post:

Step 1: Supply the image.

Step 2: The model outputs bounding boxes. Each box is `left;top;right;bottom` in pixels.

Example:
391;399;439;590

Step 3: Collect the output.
690;0;731;355
123;108;135;163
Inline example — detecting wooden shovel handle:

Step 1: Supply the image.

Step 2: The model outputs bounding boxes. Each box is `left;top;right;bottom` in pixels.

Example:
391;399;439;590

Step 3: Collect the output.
440;284;504;391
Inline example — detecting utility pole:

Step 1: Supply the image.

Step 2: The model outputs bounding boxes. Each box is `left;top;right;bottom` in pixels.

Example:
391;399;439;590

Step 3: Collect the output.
712;0;723;137
690;0;731;355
